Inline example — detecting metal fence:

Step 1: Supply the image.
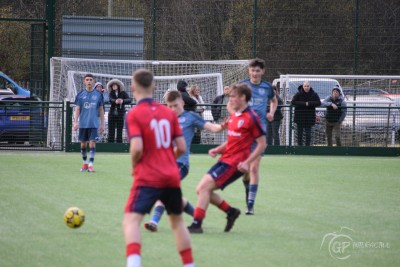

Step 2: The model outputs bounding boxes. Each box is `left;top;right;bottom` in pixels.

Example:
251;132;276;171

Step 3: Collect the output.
62;103;399;151
1;100;398;152
284;105;399;148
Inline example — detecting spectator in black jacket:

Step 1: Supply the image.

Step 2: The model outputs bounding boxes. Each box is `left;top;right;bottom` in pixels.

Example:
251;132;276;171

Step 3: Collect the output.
177;80;197;111
211;85;231;122
267;86;284;146
211;85;231;144
291;81;321;146
107;79;132;143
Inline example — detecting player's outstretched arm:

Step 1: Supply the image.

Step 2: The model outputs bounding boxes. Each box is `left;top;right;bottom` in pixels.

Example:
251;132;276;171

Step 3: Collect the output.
174;136;186;158
130;137;143;168
203;122;223;133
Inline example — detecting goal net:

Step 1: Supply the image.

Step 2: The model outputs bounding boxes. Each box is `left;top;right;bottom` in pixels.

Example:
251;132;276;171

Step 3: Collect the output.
66;71;224;104
50;57;249;103
49;57;249;147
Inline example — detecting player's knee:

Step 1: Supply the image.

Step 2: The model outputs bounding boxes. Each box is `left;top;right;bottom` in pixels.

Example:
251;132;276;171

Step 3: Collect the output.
250;165;259;175
196;180;213;195
195;184;204;195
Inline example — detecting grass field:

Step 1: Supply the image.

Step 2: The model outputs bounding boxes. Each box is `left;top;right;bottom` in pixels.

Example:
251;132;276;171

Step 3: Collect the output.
0;152;399;267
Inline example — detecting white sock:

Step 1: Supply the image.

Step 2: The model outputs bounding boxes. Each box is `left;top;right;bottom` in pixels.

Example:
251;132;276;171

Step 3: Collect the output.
184;263;195;267
126;254;141;267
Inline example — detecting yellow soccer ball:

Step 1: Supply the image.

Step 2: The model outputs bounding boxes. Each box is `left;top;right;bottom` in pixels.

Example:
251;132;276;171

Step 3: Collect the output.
64;207;85;228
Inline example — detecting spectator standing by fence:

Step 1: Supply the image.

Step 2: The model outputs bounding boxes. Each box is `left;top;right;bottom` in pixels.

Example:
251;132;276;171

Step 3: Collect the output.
107;79;132;143
189;85;205;144
177;80;197;112
321;87;347;146
291;81;321;146
211;85;231;122
211;85;231;144
94;82;110;104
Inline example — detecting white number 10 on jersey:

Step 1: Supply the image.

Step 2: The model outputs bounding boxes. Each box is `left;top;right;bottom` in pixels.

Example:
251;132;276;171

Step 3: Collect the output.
150;119;171;149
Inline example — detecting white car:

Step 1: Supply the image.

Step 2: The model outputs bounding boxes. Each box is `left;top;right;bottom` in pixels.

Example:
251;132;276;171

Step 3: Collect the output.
273;77;343;103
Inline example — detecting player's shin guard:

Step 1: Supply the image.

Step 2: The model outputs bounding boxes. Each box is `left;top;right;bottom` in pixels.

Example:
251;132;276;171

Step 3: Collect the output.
89;147;96;165
81;148;87;163
126;243;141;267
193;208;206;226
180;248;194;267
247;184;258;210
183;202;194;216
150;205;165;224
217;200;231;213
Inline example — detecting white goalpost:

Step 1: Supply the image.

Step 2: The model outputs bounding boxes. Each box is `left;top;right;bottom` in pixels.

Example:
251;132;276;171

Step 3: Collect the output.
50;57;248;103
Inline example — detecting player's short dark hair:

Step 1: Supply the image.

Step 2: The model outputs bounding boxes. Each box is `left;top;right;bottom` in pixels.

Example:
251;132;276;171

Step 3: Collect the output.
84;73;93;79
249;58;265;69
232;83;252;102
133;69;154;88
165;90;182;102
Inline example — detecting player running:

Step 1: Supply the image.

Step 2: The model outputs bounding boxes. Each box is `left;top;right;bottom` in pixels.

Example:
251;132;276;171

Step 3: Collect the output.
144;90;224;232
187;83;267;234
123;69;195;267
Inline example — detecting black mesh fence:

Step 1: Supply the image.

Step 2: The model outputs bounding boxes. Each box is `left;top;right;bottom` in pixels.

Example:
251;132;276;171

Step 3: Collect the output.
52;0;400;81
3;0;400;81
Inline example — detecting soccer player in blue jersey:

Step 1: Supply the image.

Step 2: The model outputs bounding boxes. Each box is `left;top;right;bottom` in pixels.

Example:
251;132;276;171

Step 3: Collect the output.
240;58;277;215
144;90;224;232
73;73;105;173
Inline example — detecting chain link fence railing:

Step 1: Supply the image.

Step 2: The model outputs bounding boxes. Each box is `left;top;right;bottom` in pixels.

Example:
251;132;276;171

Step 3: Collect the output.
62;103;399;151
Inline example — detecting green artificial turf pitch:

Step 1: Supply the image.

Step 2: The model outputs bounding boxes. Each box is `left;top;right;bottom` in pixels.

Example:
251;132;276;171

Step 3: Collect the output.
0;152;399;267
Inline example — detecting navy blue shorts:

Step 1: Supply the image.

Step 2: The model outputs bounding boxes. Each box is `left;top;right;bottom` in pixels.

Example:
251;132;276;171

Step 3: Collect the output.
178;162;189;180
124;186;183;215
78;128;99;142
207;161;244;190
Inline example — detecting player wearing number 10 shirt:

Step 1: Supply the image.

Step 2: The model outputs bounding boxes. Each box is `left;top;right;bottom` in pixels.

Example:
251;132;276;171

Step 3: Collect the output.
123;69;194;267
126;99;182;188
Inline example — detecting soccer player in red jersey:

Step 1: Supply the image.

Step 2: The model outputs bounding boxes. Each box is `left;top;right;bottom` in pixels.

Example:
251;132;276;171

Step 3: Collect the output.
187;83;267;234
123;69;194;267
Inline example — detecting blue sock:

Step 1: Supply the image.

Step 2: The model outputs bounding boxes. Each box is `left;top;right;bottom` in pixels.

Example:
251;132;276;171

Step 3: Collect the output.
150;205;165;225
89;148;96;166
81;148;87;163
247;184;258;209
183;201;194;216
